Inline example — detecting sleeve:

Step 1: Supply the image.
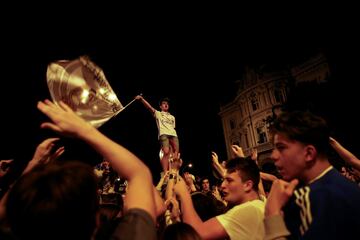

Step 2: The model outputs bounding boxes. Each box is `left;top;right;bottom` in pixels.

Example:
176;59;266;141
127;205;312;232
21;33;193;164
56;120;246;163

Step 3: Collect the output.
264;215;290;240
216;203;264;240
111;208;157;240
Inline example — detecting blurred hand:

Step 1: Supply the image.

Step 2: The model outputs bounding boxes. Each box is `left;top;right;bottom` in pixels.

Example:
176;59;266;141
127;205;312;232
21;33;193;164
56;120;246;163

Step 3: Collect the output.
31;138;61;164
231;145;245;158
37;100;94;138
0;159;14;177
211;151;219;164
135;95;143;100
265;179;299;217
250;148;258;162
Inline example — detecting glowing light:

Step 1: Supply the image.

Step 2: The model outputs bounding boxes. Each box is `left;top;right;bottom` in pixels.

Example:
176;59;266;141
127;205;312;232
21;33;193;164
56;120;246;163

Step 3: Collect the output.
99;88;106;94
108;93;117;101
80;89;90;104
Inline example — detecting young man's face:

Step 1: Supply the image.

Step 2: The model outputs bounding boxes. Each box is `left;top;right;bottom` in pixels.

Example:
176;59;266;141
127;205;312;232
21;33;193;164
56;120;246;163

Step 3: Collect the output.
201;179;210;192
271;133;308;181
221;170;247;205
160;101;169;111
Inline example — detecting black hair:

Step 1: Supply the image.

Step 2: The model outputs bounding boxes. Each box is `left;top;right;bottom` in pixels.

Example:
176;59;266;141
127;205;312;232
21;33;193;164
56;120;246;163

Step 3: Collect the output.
161;222;202;240
7;161;98;240
159;97;170;106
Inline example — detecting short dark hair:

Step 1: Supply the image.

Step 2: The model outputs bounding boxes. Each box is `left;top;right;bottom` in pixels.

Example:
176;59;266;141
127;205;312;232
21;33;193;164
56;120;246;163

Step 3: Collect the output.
7;161;99;239
271;111;330;155
225;157;260;191
159;97;170;106
161;222;202;240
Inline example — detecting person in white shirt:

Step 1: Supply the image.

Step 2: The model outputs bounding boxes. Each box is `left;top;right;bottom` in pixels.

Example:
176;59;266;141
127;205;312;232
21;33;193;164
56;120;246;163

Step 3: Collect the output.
174;157;265;240
136;95;179;173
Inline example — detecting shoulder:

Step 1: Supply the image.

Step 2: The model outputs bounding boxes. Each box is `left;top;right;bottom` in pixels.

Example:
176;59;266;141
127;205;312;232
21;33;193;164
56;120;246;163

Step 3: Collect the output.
112;208;156;239
220;200;264;219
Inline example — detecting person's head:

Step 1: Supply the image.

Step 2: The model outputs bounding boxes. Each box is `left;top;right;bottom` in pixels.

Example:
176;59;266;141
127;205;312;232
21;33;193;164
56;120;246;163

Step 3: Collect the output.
159;97;170;112
191;192;218;221
161;222;202;240
201;177;211;192
270;111;330;181
6;161;99;240
221;157;260;205
340;166;355;182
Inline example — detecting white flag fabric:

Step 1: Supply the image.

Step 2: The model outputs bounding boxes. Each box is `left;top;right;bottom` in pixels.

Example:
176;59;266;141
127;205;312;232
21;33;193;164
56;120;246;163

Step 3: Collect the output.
46;56;123;128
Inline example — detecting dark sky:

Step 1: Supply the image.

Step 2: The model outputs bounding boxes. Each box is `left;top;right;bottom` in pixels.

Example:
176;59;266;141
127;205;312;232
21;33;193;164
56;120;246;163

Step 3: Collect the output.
1;15;359;182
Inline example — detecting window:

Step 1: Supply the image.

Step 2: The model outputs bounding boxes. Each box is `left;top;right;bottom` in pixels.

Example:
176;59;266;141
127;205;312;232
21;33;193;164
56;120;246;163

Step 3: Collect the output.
250;92;259;111
274;89;284;103
256;121;268;144
257;128;268;144
244;134;249;148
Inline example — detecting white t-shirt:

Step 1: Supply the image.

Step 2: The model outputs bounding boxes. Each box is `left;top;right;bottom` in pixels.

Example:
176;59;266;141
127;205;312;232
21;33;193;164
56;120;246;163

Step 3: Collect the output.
154;110;177;138
216;199;265;240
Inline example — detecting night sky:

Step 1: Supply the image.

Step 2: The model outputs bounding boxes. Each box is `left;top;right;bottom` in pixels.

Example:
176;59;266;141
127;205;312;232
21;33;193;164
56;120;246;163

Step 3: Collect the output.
1;14;359;182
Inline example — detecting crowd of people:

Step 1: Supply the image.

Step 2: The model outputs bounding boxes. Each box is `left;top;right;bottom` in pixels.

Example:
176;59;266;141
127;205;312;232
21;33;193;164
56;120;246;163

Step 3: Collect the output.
0;98;360;239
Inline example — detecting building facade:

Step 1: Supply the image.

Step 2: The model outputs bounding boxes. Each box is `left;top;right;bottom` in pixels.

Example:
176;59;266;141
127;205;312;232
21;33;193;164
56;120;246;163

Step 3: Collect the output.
219;53;330;165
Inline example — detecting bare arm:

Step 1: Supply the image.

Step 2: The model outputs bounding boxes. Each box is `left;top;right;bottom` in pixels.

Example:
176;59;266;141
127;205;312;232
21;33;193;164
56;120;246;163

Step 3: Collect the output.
329;137;360;171
37;100;156;220
153;186;166;217
211;151;226;178
264;179;298;240
174;178;227;239
0;138;64;220
135;95;156;114
23;138;64;175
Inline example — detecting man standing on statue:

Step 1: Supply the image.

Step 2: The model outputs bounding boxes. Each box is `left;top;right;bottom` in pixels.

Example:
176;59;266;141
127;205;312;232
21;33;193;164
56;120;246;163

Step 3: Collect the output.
136;95;179;174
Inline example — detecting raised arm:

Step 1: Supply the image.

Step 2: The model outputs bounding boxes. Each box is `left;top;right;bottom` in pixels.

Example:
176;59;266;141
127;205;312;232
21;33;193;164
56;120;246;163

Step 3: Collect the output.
211;151;226;178
231;144;245;158
329;137;360;172
23;138;64;175
174;178;227;239
264;179;298;240
135;95;156;114
37;99;156;220
0;138;64;220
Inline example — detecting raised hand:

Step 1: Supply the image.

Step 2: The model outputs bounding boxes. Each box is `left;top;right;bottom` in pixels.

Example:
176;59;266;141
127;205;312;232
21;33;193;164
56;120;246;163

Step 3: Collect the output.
250;148;258;163
23;138;65;175
135;95;143;100
211;151;219;164
0;159;14;177
265;179;299;217
37;100;93;138
231;144;245;158
31;138;61;164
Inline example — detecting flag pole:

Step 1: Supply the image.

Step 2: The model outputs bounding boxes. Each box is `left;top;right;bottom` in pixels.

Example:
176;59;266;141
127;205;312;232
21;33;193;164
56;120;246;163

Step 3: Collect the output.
114;93;142;116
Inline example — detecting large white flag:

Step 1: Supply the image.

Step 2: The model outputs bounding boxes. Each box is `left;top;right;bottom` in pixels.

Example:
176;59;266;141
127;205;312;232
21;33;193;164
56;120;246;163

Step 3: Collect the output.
46;56;123;128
